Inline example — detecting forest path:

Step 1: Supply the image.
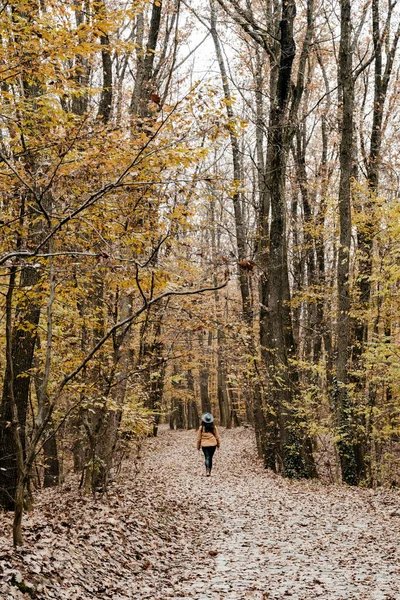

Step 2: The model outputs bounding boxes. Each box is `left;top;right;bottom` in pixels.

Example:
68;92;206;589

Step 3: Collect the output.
1;426;400;600
137;426;400;600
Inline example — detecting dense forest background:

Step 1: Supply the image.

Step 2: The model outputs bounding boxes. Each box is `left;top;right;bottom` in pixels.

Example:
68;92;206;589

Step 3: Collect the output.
2;0;400;545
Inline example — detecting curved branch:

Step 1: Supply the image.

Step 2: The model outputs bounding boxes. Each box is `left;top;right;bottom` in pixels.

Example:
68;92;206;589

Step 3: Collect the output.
57;278;230;393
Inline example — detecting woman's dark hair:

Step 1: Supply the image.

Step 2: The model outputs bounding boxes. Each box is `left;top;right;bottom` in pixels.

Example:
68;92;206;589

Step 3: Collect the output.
202;421;215;434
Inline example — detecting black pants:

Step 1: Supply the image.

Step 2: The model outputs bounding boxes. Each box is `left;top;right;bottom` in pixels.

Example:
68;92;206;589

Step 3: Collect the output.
202;446;216;471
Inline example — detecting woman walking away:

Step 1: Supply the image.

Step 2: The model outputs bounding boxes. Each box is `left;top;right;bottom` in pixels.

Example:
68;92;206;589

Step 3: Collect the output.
197;413;220;476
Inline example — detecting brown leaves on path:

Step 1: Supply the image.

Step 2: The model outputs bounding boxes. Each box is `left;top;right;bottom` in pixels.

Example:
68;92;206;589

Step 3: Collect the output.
1;426;400;599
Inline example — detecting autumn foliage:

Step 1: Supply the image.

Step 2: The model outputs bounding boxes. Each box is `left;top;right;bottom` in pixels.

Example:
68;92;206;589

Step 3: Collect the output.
2;0;400;546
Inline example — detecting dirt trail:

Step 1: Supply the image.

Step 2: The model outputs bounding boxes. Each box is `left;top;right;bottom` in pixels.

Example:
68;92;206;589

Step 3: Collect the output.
1;426;400;599
136;426;400;600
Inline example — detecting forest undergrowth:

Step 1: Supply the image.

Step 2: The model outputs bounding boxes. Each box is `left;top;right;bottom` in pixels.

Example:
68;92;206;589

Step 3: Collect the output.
1;426;400;600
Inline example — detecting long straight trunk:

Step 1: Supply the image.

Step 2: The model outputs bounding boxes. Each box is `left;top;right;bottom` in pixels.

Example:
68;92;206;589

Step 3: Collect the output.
260;0;314;478
199;365;211;414
0;271;18;511
334;0;358;485
0;196;44;510
170;365;185;429
72;1;91;116
96;0;113;123
33;346;60;489
197;327;212;415
257;69;279;465
290;191;302;349
210;0;252;324
140;304;166;436
42;432;60;488
252;46;270;456
83;29;121;491
130;0;163;117
356;0;399;330
288;0;315;361
315;52;334;379
209;198;231;427
292;128;316;359
351;0;400;484
0;269;40;508
186;369;200;429
2;267;26;544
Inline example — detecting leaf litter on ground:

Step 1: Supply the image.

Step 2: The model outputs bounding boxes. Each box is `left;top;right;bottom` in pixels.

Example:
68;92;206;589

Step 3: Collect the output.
1;426;400;599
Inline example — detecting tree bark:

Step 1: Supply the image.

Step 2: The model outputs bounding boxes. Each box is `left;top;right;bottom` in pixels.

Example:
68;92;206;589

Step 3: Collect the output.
130;0;163;117
72;0;90;116
140;305;166;437
0;241;42;509
334;0;358;485
96;0;113;123
351;0;400;484
210;0;252;324
186;369;200;429
261;0;314;478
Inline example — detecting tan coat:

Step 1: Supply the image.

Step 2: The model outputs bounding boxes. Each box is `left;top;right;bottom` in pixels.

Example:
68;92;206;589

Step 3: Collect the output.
197;425;220;450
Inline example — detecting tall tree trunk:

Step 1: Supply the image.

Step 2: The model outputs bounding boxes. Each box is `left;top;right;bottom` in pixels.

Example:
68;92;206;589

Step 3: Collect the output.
186;369;200;429
209;197;231;427
351;0;400;484
0;265;41;509
199;365;211;414
130;0;163;117
217;332;231;428
210;0;252;324
42;431;60;488
315;51;334;380
170;365;185;429
2;266;27;544
334;0;358;485
0;176;47;510
197;329;212;415
96;0;113;123
261;0;314;478
72;0;91;116
33;344;60;489
292;126;317;360
140;304;166;437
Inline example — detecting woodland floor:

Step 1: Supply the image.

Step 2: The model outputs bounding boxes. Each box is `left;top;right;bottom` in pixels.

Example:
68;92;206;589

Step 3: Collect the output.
1;427;400;599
